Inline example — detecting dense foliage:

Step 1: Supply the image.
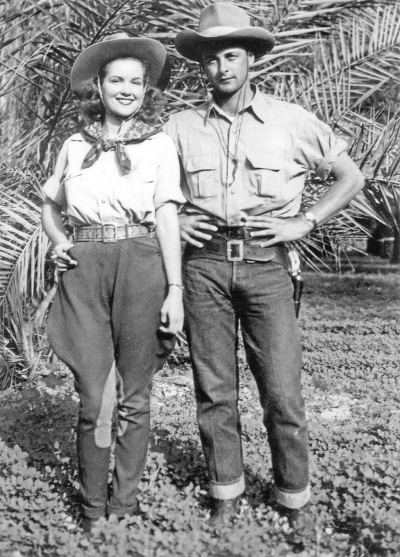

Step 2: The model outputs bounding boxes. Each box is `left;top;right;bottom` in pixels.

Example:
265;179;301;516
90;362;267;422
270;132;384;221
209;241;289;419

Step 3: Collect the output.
0;258;399;556
1;0;400;383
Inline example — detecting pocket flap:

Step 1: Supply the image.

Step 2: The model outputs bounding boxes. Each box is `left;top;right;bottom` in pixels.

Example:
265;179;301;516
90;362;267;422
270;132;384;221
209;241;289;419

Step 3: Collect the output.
64;172;83;181
186;154;219;172
137;167;156;182
247;151;283;171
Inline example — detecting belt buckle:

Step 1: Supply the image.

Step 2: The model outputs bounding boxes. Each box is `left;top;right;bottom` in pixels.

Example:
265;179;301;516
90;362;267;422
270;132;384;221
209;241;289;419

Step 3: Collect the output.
227;239;243;261
102;224;118;243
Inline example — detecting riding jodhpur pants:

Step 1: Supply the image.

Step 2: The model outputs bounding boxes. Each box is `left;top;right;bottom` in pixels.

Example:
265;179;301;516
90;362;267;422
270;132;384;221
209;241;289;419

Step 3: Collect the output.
48;236;174;519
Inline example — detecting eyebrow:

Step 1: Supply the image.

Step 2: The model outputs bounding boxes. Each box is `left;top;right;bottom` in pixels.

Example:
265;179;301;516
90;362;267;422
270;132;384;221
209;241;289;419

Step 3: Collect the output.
204;48;242;58
107;75;143;80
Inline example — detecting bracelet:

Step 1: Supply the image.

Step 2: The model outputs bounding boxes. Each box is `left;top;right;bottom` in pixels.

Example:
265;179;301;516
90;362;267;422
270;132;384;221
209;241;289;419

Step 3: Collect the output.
168;283;184;291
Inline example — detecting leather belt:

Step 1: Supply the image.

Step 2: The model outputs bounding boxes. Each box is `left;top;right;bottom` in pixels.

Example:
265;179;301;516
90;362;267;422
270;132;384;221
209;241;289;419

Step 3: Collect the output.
73;224;151;243
186;233;289;268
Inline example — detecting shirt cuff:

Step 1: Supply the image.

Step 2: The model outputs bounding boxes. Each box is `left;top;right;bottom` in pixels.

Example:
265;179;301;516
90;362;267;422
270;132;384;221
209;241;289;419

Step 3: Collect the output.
315;138;348;180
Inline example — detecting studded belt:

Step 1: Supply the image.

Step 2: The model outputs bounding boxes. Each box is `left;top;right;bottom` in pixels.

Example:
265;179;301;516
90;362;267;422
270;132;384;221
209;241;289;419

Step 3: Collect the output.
73;224;152;243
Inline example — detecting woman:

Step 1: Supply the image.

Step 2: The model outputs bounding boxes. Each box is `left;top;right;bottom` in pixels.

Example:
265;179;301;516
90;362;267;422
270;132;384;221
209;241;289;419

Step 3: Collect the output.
42;34;185;531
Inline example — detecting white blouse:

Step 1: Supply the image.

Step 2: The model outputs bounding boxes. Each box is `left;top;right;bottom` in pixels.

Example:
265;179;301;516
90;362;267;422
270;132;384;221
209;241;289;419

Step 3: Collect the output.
43;131;186;229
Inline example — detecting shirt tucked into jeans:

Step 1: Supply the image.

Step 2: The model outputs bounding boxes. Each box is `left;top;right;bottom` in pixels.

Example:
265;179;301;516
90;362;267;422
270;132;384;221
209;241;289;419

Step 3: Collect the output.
164;87;344;507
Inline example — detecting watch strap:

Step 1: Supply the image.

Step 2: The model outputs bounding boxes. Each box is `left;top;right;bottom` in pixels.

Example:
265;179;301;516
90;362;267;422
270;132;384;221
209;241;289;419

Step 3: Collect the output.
299;211;318;231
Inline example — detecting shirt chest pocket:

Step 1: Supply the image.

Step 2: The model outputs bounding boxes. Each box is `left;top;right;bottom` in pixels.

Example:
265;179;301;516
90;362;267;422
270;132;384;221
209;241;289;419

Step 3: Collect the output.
63;172;84;196
64;172;83;184
185;153;219;198
137;165;156;184
246;151;285;197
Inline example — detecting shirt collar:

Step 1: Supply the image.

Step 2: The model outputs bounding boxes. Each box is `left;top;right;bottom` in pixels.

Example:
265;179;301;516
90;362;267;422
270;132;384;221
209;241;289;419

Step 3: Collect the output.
204;84;266;125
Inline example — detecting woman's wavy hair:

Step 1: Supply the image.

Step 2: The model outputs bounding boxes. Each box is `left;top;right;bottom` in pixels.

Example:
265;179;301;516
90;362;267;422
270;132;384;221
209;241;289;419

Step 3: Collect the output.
76;56;165;126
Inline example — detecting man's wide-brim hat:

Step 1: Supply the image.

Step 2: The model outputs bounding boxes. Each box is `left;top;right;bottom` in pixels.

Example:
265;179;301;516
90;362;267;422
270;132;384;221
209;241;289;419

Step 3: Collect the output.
175;2;275;62
70;33;171;93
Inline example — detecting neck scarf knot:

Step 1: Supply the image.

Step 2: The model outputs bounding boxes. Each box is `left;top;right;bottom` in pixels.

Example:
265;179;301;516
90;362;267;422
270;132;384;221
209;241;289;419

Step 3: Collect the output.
81;118;160;175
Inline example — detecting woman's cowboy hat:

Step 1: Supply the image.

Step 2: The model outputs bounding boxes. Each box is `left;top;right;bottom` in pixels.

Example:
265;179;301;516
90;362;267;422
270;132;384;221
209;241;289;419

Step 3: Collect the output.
175;2;275;62
70;33;171;93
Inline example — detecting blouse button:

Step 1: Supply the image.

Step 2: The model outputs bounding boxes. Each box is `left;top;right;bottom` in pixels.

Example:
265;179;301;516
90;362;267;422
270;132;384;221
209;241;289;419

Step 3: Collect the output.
101;199;106;203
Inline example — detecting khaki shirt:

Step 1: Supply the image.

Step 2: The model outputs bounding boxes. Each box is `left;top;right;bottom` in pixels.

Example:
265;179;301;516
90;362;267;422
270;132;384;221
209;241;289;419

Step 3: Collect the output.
43;131;185;229
163;87;347;226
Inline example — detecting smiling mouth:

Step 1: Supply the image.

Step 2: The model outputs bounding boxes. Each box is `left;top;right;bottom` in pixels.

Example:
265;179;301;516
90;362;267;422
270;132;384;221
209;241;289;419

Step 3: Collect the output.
116;98;135;104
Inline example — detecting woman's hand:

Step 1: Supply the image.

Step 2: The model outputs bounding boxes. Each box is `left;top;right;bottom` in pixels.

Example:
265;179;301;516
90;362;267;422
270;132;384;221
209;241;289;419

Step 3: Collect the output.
51;242;77;272
159;287;184;335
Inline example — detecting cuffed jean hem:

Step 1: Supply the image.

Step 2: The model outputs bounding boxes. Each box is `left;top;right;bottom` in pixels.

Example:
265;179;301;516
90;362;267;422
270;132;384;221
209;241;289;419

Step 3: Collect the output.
106;503;138;518
209;474;246;500
82;505;106;520
275;484;310;509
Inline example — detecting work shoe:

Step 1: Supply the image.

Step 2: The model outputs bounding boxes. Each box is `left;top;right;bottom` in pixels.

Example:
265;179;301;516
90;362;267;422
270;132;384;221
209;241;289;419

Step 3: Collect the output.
209;495;241;528
277;503;314;530
80;516;103;534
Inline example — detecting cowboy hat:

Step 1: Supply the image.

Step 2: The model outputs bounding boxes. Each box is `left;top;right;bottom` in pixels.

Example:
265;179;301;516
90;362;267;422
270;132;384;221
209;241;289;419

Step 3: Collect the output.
175;2;275;62
70;33;171;92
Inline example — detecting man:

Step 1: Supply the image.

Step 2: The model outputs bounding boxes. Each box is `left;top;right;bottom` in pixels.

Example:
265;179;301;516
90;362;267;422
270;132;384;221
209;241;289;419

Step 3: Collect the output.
164;2;364;528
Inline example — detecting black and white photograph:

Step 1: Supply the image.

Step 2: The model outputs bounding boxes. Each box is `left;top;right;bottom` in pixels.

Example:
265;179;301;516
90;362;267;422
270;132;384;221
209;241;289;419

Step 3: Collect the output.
0;1;399;555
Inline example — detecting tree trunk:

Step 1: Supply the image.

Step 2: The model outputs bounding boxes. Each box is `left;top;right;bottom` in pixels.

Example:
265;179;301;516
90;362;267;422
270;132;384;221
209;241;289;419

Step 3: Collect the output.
390;229;400;264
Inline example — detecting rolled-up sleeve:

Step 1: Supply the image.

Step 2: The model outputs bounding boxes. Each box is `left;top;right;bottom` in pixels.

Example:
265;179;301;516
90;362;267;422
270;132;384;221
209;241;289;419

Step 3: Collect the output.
43;141;68;207
153;133;186;210
297;111;348;180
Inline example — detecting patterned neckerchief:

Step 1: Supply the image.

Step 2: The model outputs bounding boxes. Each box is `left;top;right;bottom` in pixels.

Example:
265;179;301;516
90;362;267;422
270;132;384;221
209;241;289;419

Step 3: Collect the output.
81;118;160;175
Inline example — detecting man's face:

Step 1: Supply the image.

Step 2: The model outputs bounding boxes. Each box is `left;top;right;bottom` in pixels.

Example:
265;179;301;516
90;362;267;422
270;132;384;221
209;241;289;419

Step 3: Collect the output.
202;46;254;97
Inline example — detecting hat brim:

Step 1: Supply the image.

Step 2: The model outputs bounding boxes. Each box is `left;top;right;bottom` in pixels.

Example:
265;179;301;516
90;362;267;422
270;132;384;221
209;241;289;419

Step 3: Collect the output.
70;38;171;92
175;28;275;62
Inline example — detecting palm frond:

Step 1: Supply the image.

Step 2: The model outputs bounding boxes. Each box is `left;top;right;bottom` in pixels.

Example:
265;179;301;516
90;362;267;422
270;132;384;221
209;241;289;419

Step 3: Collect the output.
0;167;51;384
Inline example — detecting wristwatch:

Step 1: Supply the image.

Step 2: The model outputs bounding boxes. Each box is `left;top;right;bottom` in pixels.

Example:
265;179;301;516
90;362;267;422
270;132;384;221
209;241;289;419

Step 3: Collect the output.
298;211;318;231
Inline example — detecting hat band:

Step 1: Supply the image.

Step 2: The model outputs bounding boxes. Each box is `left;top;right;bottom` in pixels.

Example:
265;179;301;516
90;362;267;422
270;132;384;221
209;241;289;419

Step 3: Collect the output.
200;26;245;38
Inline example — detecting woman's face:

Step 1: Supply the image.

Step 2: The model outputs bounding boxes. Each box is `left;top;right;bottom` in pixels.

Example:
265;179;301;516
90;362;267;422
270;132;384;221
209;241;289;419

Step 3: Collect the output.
100;58;146;120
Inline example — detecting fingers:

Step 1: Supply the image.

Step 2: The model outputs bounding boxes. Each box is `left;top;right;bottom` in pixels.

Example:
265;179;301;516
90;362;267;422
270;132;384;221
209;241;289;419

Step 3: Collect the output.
159;316;184;335
180;232;205;248
179;214;217;246
52;242;77;270
160;305;168;327
249;229;274;237
159;319;183;335
159;297;184;334
252;239;278;248
181;229;214;248
53;261;73;272
197;222;218;232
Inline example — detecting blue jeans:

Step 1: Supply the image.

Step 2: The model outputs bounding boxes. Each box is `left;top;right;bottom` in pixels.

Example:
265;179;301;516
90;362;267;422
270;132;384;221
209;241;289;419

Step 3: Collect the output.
183;247;310;508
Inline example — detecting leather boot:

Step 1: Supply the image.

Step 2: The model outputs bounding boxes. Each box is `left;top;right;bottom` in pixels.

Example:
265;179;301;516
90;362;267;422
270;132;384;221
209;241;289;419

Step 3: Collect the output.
80;516;103;534
277;503;314;530
209;495;241;528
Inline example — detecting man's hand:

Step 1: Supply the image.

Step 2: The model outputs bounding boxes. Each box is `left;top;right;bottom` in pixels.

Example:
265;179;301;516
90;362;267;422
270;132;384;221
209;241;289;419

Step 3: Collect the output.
51;242;77;272
245;215;314;247
179;214;218;247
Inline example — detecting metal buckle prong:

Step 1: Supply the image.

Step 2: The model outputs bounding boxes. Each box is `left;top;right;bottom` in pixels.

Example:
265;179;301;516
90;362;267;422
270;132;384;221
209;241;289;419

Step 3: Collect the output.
102;223;119;243
227;239;244;261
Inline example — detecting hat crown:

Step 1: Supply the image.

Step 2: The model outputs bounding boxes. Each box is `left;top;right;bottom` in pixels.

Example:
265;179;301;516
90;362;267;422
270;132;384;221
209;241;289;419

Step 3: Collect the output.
103;32;130;42
198;3;251;33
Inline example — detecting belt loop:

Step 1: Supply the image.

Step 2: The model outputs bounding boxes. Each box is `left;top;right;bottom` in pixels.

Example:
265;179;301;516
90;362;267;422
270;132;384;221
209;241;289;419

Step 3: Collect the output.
125;224;129;239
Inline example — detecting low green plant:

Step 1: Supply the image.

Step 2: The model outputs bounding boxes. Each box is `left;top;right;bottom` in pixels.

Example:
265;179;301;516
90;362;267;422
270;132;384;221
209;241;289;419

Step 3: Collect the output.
0;258;399;556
